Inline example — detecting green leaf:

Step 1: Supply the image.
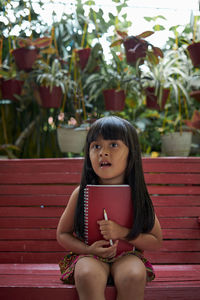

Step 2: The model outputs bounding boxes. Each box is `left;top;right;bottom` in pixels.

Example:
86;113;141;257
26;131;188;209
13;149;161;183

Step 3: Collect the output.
153;24;165;31
110;39;124;47
136;31;154;39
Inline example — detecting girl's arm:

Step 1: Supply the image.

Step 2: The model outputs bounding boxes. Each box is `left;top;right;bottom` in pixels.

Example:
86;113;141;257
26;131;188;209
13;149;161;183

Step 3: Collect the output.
56;186;118;258
56;186;88;254
129;215;163;251
98;215;162;251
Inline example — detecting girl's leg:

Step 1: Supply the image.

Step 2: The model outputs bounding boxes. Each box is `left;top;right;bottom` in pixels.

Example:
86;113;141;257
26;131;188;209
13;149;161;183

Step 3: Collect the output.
74;257;110;300
111;255;147;300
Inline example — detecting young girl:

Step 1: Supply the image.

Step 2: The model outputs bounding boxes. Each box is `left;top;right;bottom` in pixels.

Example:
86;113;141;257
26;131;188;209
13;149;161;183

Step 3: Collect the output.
57;116;162;300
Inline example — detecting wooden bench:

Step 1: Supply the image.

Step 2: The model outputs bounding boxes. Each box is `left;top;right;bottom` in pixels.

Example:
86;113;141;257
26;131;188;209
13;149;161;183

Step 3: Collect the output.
0;157;200;300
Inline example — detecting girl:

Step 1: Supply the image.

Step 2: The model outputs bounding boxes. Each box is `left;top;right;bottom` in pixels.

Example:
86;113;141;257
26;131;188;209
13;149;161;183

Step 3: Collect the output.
57;116;162;300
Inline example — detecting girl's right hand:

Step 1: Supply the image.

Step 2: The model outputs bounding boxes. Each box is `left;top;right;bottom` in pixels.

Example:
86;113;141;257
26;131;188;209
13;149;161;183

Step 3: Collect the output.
88;240;118;258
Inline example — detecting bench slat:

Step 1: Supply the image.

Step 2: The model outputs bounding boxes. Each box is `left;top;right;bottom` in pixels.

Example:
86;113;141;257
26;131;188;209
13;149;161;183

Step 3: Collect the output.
0;251;200;264
1;240;200;252
1;206;199;218
0;195;199;207
1;172;200;184
0;185;77;195
0;216;199;229
0;227;199;240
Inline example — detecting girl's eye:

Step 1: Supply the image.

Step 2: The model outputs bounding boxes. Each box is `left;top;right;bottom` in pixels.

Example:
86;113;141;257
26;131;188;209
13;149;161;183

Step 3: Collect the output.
91;144;100;150
110;142;118;148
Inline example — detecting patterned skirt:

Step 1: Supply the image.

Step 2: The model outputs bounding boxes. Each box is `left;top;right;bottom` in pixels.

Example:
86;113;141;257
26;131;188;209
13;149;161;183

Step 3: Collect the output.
59;249;155;285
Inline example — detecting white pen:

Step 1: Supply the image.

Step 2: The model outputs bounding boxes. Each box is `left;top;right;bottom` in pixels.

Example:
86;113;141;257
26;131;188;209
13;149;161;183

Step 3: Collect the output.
103;208;113;246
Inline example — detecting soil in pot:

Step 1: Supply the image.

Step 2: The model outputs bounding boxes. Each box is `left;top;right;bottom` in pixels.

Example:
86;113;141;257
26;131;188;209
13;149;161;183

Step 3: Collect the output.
103;89;126;111
161;131;192;156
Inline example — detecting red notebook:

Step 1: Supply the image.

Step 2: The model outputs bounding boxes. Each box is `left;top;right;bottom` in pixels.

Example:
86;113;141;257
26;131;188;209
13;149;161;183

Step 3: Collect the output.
84;184;134;255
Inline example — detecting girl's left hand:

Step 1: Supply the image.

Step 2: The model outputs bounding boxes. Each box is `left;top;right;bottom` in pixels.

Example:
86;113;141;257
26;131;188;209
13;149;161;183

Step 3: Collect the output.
97;219;129;241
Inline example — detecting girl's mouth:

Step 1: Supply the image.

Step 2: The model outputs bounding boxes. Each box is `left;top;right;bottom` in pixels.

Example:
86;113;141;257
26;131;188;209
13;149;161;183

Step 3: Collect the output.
100;161;112;168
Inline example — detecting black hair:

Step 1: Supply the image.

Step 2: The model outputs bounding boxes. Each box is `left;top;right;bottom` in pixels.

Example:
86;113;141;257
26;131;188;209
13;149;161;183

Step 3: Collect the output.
74;116;155;241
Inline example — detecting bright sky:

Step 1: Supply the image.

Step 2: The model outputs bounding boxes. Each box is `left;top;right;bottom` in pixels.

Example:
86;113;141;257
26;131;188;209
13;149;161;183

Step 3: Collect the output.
2;0;200;49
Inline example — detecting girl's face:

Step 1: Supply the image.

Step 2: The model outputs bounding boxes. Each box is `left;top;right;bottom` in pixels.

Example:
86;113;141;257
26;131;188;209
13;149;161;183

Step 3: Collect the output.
89;135;129;185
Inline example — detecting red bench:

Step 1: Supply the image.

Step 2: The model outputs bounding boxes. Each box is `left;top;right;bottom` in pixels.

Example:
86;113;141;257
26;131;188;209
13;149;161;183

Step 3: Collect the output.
0;157;200;300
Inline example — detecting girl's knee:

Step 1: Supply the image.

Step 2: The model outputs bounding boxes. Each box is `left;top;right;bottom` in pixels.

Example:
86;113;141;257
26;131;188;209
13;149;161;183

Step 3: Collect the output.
74;258;109;288
115;266;146;288
113;257;147;289
75;263;98;286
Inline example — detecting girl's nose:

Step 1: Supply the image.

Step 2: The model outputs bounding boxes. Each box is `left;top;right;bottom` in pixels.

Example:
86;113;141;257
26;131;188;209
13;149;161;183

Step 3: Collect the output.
99;147;109;156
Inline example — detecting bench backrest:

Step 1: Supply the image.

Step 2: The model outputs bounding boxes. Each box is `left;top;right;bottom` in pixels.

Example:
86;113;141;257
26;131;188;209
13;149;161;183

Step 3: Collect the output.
0;157;200;264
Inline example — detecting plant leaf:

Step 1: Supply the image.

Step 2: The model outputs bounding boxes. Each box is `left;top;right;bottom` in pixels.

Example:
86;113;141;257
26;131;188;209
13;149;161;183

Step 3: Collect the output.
136;31;154;39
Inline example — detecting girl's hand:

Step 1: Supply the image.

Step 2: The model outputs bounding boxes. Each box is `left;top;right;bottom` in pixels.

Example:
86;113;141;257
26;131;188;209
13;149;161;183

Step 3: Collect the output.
88;240;118;258
97;220;129;241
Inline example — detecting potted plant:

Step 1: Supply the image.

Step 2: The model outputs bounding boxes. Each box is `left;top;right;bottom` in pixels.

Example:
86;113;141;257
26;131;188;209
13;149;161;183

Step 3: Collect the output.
57;115;89;154
177;14;200;67
140;49;191;111
32;58;70;108
12;36;52;71
84;50;135;111
110;30;163;66
75;43;103;73
158;108;193;157
0;63;25;101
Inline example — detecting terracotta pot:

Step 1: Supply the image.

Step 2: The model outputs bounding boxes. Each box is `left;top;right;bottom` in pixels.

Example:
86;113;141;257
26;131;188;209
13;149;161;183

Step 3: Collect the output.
190;90;200;102
12;47;38;71
1;78;24;101
103;89;126;111
187;42;200;67
57;127;88;153
77;48;91;70
39;86;63;108
161;132;192;156
145;87;170;110
123;37;147;65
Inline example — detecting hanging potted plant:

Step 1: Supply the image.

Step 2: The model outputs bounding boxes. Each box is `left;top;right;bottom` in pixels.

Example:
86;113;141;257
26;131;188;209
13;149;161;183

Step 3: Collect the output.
32;58;70;108
76;47;91;70
180;14;200;67
110;30;163;66
0;63;25;101
84;50;135;111
75;43;103;73
12;36;52;72
140;49;191;111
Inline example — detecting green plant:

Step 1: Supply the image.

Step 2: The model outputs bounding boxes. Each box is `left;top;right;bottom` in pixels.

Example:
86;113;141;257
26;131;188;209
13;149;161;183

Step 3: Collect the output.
0;62;26;81
84;49;136;103
140;49;191;107
32;58;72;93
110;30;163;65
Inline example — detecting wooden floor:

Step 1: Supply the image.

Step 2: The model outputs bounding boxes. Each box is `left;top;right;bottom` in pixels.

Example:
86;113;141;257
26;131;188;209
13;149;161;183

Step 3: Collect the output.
0;264;200;300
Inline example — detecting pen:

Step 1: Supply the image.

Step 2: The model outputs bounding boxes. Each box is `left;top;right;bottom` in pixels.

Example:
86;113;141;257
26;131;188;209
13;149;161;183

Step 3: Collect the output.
103;208;113;246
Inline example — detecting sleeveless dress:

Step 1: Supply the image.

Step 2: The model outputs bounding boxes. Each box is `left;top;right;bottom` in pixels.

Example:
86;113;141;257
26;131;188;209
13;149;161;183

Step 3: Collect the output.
59;248;155;285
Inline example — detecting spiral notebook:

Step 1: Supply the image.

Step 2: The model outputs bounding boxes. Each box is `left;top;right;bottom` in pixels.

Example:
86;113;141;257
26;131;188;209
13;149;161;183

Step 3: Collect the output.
84;184;134;255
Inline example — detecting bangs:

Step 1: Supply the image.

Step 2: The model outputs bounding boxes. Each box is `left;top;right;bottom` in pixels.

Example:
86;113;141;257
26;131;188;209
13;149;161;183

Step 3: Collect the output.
87;116;129;146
